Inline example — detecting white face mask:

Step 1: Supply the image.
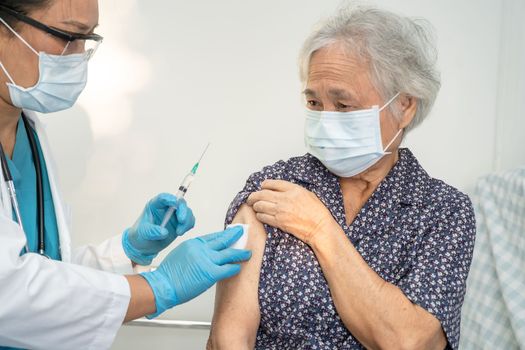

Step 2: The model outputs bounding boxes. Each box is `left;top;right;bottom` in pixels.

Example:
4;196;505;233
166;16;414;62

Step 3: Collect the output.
0;16;89;113
305;92;403;178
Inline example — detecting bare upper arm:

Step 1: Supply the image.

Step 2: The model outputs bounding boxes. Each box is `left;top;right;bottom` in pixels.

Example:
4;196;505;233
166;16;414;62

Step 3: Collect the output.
207;204;267;350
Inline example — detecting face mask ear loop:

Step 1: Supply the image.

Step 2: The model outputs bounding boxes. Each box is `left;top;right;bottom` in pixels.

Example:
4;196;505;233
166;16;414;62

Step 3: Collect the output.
0;61;16;85
0;16;39;56
60;41;71;56
379;92;401;112
383;129;404;154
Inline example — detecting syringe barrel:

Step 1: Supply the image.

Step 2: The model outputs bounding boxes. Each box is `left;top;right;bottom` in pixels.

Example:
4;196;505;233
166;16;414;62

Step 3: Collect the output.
160;172;196;228
177;172;195;198
160;207;176;228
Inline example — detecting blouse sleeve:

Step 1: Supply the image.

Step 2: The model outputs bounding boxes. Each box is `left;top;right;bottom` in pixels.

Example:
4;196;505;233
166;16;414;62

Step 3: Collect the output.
225;161;287;227
397;193;476;350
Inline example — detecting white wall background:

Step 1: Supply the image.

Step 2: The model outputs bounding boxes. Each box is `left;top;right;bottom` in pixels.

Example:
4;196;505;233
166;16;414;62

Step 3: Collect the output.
493;0;525;172
41;0;523;348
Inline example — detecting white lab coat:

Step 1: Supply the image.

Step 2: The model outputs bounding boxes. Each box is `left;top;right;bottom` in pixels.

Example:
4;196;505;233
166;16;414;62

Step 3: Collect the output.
0;111;133;349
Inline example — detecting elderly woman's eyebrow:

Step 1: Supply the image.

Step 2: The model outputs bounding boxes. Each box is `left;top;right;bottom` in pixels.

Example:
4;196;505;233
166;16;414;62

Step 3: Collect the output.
303;88;357;101
327;88;354;100
302;88;317;97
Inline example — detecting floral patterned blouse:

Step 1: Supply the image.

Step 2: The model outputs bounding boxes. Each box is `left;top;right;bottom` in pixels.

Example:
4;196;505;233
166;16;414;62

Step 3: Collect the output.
225;148;476;349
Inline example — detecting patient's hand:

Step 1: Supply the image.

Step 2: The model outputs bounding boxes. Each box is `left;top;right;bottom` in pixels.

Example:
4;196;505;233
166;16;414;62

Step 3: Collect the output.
247;179;337;246
207;204;267;350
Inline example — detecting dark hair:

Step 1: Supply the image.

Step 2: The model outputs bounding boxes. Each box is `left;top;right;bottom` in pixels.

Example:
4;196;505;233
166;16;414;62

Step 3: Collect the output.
0;0;51;28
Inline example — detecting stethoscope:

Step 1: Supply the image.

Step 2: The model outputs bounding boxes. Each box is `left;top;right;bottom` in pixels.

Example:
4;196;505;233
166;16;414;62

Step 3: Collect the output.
0;113;47;258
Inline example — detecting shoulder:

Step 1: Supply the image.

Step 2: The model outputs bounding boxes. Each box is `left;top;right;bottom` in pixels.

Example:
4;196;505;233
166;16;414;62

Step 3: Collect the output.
242;154;313;192
398;149;475;241
225;154;312;226
419;178;476;253
400;149;474;220
427;178;473;215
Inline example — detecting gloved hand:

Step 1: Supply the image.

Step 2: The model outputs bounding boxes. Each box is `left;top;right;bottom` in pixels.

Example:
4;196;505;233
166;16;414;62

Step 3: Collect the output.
122;193;195;265
140;225;251;318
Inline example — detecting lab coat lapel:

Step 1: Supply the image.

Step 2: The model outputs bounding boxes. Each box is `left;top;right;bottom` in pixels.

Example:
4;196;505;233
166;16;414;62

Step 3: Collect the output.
0;166;11;218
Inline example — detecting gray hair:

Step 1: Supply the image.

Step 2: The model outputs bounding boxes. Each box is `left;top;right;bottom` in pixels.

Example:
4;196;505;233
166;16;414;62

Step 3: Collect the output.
299;5;441;131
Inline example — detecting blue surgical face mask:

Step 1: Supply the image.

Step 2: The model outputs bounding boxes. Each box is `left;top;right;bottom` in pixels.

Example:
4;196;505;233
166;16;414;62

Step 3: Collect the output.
0;16;89;113
305;93;402;178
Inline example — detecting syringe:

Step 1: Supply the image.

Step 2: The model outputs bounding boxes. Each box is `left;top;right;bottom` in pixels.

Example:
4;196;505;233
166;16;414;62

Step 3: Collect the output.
160;143;210;228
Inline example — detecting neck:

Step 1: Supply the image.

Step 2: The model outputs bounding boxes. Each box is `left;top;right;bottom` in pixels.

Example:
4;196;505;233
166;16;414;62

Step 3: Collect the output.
339;149;400;193
0;94;22;158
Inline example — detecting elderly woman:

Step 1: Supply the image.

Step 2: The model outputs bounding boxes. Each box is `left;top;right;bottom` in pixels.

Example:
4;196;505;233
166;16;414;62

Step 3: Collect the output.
208;5;475;350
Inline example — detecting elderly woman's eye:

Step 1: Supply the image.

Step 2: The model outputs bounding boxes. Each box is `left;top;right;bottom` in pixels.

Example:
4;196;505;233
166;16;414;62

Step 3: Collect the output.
336;102;351;110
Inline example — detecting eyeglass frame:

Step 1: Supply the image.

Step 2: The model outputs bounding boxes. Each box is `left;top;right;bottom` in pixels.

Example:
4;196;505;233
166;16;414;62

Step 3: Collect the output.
0;4;103;45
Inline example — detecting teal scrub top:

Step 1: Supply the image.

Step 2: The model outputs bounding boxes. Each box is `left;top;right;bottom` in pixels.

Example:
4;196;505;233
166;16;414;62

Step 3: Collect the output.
6;119;61;260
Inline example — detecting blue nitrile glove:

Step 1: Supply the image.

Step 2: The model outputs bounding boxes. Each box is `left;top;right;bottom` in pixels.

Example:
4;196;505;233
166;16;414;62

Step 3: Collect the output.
122;193;196;265
141;225;251;318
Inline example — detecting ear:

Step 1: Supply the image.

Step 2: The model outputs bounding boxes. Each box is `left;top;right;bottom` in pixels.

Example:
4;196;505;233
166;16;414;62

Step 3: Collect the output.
397;94;417;129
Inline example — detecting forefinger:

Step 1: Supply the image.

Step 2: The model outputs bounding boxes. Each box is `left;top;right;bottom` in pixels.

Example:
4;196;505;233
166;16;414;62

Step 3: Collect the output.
200;226;244;250
261;179;295;192
247;189;279;206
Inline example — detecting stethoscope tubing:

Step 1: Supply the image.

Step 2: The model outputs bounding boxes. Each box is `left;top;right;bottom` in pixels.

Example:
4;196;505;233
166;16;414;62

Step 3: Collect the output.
0;113;47;257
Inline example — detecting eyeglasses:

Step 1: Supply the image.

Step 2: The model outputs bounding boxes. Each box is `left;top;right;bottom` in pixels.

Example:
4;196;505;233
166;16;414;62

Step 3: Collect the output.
0;4;103;59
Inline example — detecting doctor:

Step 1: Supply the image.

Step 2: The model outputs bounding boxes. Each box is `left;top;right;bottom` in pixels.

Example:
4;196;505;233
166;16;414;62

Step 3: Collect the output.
0;0;252;349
